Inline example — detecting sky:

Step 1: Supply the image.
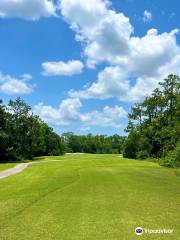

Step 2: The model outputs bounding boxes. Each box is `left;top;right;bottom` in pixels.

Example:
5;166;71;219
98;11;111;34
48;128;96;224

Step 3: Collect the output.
0;0;180;136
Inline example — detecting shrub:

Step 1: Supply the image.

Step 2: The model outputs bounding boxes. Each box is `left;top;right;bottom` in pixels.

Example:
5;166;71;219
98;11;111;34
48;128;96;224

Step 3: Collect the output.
136;150;149;160
123;131;140;159
160;143;180;168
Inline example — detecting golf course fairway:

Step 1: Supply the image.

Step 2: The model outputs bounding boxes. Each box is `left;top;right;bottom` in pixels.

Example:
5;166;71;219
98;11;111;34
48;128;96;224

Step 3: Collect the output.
0;154;179;240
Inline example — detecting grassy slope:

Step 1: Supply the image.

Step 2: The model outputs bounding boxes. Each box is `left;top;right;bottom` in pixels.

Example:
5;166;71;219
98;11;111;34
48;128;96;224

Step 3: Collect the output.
0;154;179;240
0;163;17;172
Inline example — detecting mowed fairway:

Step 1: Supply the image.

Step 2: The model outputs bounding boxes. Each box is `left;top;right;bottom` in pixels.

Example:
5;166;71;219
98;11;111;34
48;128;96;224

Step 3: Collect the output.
0;154;179;240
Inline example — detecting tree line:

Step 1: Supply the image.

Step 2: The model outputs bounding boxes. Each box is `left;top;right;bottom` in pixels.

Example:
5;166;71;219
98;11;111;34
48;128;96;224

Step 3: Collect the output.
123;74;180;168
62;132;126;154
0;98;65;162
0;98;125;162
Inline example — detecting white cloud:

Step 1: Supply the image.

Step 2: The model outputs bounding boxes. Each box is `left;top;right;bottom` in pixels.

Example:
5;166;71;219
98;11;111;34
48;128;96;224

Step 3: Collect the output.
0;72;34;95
69;66;131;100
143;10;152;23
84;11;132;68
60;0;109;30
42;60;84;76
59;0;180;101
69;28;180;102
128;29;179;76
81;105;127;128
0;0;57;20
33;98;127;129
60;0;133;68
34;98;82;126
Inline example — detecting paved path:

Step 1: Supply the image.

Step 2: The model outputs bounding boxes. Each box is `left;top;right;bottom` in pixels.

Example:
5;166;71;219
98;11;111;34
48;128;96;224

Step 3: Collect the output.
0;163;30;180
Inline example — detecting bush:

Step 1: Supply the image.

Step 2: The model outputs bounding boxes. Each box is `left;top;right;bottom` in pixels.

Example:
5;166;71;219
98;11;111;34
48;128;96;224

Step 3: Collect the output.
111;149;119;154
136;150;149;160
160;143;180;168
123;131;140;159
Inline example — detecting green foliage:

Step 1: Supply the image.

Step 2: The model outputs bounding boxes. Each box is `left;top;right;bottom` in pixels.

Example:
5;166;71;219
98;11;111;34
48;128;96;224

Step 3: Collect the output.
160;142;180;168
123;74;180;167
0;98;65;162
123;131;140;159
136;150;149;160
62;132;126;154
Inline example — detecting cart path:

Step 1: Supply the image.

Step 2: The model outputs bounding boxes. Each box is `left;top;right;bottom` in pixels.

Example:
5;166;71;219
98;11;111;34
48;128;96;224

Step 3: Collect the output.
0;163;30;180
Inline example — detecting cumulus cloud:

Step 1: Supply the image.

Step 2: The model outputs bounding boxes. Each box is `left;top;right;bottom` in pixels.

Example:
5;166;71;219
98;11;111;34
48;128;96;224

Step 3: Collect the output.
69;66;131;100
143;10;152;23
33;98;127;128
0;72;34;95
69;30;180;101
42;60;84;76
128;29;179;76
60;0;133;68
81;105;127;128
0;0;57;20
34;98;82;127
59;0;180;101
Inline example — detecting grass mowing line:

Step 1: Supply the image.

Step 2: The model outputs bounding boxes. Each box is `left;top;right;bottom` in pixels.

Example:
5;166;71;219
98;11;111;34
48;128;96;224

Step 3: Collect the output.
0;166;83;229
14;168;81;216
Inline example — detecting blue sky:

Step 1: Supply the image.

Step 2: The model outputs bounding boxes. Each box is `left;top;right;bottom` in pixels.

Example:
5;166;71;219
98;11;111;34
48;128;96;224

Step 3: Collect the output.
0;0;180;135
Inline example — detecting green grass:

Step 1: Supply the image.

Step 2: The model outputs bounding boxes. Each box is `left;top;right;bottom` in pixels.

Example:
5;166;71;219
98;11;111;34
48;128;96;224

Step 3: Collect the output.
0;154;179;240
0;163;17;172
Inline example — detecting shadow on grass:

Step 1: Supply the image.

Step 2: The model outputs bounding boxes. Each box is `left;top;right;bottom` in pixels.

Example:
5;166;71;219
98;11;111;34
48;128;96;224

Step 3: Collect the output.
33;157;45;161
0;159;30;164
0;155;63;164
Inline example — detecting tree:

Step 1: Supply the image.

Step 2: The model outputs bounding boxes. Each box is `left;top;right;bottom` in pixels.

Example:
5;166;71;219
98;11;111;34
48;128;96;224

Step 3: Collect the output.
123;75;180;167
0;100;9;161
159;74;180;121
0;98;65;161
